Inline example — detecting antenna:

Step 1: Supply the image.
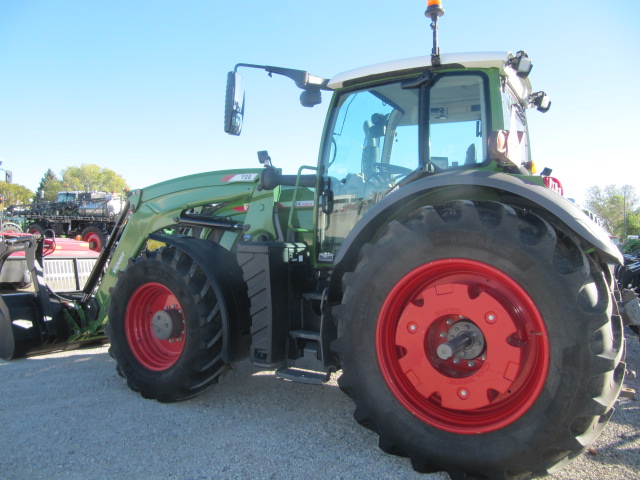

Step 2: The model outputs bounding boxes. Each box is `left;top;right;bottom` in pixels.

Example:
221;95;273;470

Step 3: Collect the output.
425;0;445;67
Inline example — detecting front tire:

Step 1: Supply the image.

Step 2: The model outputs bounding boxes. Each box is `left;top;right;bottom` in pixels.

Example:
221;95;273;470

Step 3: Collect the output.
333;200;624;479
108;244;231;402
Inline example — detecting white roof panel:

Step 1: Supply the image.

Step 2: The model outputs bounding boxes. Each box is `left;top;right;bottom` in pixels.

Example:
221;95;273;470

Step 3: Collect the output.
328;52;511;89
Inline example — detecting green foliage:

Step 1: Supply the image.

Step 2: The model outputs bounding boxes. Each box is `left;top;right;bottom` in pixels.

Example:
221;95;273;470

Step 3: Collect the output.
585;184;639;238
31;165;130;203
626;211;640;237
61;164;129;193
0;181;34;206
33;169;65;202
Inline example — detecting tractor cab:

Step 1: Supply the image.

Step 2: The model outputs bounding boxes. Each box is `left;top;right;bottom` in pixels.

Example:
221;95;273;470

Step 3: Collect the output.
315;51;547;260
224;49;551;262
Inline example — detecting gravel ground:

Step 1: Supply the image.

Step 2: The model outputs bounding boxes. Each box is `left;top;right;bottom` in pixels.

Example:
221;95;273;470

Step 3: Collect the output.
1;330;638;480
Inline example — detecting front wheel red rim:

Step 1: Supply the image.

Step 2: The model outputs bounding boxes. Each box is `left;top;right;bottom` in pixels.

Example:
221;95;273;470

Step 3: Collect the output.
376;259;549;434
125;282;186;371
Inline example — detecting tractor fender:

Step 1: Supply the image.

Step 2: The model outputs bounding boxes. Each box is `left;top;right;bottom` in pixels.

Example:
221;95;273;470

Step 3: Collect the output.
331;170;621;298
147;233;251;362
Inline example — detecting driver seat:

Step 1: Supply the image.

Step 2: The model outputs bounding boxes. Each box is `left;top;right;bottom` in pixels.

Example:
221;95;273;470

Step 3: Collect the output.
464;143;477;165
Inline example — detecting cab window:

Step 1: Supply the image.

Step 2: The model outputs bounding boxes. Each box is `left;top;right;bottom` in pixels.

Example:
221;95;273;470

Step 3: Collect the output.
326;82;419;192
428;74;488;170
317;73;490;261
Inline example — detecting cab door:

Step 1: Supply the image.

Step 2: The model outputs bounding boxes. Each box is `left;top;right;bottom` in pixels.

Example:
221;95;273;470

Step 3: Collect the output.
316;81;420;262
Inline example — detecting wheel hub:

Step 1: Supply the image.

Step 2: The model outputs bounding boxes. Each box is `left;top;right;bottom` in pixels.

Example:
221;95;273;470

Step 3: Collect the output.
436;320;484;360
151;308;184;341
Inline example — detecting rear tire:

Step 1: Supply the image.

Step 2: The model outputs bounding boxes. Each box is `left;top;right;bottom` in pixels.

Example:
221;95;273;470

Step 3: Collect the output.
107;244;232;402
333;200;624;479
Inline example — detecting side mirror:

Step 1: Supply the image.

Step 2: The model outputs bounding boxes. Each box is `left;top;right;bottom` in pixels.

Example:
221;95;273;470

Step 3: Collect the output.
224;71;245;135
300;88;322;107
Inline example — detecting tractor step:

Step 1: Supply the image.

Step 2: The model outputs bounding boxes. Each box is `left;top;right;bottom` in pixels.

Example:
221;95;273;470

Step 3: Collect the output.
301;291;324;302
275;342;332;385
289;329;320;340
275;366;331;385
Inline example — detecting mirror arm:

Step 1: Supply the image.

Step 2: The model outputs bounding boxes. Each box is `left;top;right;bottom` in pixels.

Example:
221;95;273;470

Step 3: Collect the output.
234;63;329;91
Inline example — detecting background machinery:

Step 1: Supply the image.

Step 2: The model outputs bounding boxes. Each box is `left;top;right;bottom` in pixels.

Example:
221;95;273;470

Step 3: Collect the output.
6;190;124;251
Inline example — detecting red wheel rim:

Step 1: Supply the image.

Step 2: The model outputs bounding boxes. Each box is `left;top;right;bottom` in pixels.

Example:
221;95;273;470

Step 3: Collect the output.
125;282;185;371
83;231;102;251
376;259;549;434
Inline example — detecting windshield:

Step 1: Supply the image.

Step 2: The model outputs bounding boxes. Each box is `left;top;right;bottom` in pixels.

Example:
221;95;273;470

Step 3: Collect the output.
56;192;78;203
327;82;419;192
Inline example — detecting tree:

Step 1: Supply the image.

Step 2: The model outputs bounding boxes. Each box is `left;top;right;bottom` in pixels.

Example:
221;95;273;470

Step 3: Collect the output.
61;163;129;193
33;168;65;203
0;181;34;207
584;184;640;238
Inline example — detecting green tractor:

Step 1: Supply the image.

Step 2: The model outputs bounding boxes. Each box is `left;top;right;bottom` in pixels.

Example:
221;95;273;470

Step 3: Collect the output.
0;3;633;478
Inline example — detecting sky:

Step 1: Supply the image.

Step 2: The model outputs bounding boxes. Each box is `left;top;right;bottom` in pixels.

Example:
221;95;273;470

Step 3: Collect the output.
1;0;639;205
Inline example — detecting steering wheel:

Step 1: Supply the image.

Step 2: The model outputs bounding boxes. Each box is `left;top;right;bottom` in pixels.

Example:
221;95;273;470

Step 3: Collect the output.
366;162;413;189
372;162;413;176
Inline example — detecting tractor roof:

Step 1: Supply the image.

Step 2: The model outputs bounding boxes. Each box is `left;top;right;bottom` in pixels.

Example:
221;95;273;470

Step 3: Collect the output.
328;51;529;91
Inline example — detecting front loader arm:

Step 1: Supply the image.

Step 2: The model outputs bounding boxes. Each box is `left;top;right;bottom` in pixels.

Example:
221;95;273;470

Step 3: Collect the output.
82;169;269;336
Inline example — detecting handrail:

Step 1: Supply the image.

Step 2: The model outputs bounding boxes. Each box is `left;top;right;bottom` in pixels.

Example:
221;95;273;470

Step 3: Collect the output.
287;165;317;233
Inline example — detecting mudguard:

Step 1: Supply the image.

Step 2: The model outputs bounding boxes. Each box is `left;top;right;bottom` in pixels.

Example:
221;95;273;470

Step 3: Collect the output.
332;170;621;294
